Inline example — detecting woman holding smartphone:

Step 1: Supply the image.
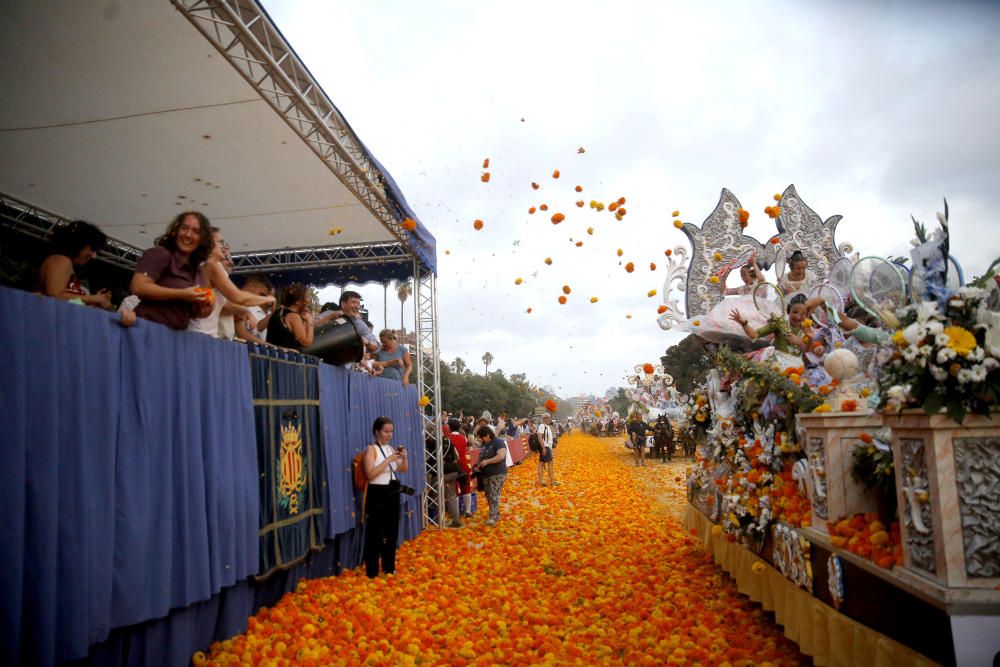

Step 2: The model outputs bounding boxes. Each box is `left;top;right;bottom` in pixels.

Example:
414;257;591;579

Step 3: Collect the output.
363;416;409;578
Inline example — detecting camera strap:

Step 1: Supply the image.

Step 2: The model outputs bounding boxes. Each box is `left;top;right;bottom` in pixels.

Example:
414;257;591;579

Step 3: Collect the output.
376;443;398;482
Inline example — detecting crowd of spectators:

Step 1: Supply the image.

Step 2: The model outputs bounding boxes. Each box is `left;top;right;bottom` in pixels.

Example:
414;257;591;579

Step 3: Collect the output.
22;212;412;383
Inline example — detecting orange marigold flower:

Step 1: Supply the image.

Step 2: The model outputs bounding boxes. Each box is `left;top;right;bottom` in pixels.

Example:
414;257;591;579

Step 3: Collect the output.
401;218;417;231
643;363;655;374
617;248;624;257
617;207;627;216
608;202;619;212
738;208;750;223
575;241;583;247
526;307;532;313
841;399;858;412
575;185;583;192
650;263;657;271
544;257;552;265
528;206;536;214
673;220;683;229
562;285;571;295
551;212;565;224
770;237;780;244
657;305;667;314
481;172;490;182
552;170;560;178
482;158;490;168
774;193;782;201
576;200;585;207
558;295;567;304
473;219;484;230
540;204;549;211
617;197;626;205
665;249;673;256
671;210;680;217
625;262;635;273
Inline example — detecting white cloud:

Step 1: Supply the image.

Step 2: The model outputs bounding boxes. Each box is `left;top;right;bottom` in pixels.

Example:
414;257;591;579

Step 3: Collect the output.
270;0;1000;396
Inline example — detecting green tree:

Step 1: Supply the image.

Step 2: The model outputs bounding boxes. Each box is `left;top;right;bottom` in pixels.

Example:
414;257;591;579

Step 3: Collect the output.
482;351;494;374
451;357;467;374
660;335;711;394
608;387;631;418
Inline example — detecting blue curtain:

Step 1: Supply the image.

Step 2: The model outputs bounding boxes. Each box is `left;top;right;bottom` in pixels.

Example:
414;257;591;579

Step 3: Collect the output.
317;363;354;537
248;346;327;578
0;287;258;665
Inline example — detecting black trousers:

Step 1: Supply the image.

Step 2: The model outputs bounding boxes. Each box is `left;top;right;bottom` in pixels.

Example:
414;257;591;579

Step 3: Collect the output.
363;484;401;578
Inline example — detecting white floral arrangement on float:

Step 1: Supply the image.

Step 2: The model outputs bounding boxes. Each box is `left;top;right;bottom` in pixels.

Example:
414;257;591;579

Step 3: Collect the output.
879;204;1000;423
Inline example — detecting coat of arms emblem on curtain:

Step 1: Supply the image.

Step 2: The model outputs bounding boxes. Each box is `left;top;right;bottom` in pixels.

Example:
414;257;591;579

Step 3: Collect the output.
279;411;308;514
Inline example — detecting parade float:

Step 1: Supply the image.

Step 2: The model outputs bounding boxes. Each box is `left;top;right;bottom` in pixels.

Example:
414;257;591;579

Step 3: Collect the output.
662;186;1000;666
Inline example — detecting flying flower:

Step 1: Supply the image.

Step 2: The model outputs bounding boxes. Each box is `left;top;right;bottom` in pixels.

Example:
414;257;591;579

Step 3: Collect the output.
665;249;672;256
625;315;632;320
617;249;624;257
575;241;584;247
540;204;549;211
608;202;619;212
473;219;484;230
528;207;536;214
552;170;560;178
575;185;583;192
482;158;490;168
481;172;491;183
643;363;655;374
657;305;667;314
649;263;656;271
531;182;539;190
577;146;586;153
587;227;594;235
625;262;635;273
673;220;683;229
558;295;567;304
647;289;657;297
551;213;565;224
671;210;680;217
576;200;585;207
617;197;626;205
515;278;523;285
693;320;701;326
545;399;558;412
773;193;782;201
590;296;599;303
526;307;532;313
544;257;553;265
562;285;571;295
401;218;417;232
418;395;430;407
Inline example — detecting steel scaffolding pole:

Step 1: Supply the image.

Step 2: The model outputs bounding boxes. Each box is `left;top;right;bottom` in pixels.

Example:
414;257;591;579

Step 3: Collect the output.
413;260;443;528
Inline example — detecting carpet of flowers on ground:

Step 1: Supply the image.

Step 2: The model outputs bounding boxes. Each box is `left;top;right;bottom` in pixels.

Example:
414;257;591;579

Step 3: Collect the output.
194;433;808;666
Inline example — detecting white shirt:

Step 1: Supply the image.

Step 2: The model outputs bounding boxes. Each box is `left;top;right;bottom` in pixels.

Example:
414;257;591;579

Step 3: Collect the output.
368;444;398;486
538;423;554;450
247;305;268;341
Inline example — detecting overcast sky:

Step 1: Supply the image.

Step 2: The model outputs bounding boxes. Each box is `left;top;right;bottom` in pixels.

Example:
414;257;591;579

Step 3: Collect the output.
262;0;1000;399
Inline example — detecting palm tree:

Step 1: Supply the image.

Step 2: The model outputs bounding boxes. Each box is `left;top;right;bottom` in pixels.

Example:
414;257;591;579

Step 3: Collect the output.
396;280;412;332
482;351;494;375
452;357;467;374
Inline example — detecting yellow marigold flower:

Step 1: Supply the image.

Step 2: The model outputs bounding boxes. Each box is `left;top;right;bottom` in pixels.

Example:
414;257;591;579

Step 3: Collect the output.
802;318;813;328
713;251;723;261
891;329;907;347
671;210;680;217
544;257;553;265
418;395;430;407
752;561;766;574
773;193;782;201
514;278;523;285
590;296;599;303
673;219;683;229
587;227;594;235
693;320;701;326
711;524;723;537
860;387;872;398
709;276;720;284
944;325;976;357
401;218;417;231
813;404;832;413
647;289;657;298
617;248;624;257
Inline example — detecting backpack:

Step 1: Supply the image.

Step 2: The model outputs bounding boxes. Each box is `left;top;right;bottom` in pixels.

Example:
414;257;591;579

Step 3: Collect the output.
352;449;369;492
527;432;542;453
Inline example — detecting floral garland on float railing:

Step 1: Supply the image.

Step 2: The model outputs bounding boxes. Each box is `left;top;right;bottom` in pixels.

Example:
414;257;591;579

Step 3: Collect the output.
686;347;818;549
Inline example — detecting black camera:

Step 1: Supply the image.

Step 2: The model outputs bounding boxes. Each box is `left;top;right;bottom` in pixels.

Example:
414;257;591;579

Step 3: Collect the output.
388;479;416;496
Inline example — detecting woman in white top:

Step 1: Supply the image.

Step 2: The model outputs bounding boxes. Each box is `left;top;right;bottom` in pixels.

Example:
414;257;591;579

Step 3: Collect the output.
362;416;409;578
187;229;275;337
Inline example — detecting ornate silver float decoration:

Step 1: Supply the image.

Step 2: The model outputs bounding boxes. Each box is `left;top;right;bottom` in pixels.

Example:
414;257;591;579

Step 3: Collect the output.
827;554;845;609
899;437;936;574
772;523;814;591
658;185;850;329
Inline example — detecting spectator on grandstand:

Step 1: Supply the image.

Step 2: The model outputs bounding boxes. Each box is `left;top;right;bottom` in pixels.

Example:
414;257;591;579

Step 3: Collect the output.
537;412;559;486
187;228;274;338
235;273;274;344
266;283;314;352
363;416;409;577
473;426;508;526
358;349;381;376
36;220;112;309
321;290;380;358
131;211;215;330
447;418;474;518
374;329;412;385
